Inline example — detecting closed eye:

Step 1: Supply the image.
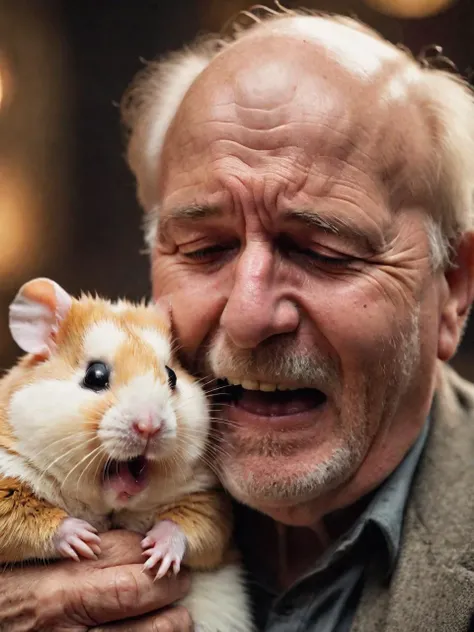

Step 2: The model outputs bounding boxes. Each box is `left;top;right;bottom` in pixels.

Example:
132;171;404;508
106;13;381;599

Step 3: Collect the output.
181;242;239;264
277;235;358;268
297;248;355;266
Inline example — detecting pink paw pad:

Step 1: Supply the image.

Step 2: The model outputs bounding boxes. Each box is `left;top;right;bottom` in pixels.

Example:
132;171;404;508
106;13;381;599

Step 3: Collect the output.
141;519;187;580
53;517;101;562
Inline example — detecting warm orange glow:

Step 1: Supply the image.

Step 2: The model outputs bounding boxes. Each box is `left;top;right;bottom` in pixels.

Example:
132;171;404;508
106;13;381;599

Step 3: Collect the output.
0;54;10;111
0;166;41;281
363;0;458;18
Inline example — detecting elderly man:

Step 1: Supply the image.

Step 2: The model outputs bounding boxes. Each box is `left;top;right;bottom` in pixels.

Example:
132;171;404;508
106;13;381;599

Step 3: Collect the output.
2;7;474;632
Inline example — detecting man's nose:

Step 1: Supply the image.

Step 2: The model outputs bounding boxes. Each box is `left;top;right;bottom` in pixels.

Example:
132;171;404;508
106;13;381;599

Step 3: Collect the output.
220;243;300;348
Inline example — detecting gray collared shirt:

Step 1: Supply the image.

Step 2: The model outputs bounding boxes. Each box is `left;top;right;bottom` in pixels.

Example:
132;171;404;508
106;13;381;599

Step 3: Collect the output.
236;418;430;631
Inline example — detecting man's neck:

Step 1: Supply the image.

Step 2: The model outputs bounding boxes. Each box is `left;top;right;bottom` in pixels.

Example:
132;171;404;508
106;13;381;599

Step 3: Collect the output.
236;493;374;591
275;521;330;589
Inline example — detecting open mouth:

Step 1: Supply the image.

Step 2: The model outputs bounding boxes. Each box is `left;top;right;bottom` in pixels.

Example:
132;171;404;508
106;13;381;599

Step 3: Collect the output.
216;380;327;417
102;455;149;497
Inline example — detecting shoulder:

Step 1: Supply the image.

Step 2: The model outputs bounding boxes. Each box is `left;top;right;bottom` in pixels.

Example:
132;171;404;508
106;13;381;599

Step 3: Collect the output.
371;364;474;631
429;361;474;464
435;361;474;424
408;361;474;553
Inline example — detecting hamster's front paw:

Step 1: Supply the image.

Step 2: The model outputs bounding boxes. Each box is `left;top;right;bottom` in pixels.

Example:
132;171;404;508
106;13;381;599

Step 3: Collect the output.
141;519;187;580
53;517;101;561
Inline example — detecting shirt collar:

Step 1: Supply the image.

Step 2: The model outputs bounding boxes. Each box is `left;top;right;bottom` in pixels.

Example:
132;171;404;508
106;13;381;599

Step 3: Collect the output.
323;415;430;577
366;415;430;574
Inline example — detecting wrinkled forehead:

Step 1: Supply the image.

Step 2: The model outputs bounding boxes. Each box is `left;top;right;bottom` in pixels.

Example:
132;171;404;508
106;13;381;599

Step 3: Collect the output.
162;18;431;198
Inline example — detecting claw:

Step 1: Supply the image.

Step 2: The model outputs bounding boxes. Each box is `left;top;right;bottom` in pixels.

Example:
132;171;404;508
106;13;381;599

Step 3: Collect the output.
53;517;101;562
141;520;187;578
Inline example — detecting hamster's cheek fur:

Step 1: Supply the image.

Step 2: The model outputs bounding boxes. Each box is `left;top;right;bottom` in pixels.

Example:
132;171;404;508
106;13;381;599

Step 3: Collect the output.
8;379;98;475
174;377;210;464
97;372;177;460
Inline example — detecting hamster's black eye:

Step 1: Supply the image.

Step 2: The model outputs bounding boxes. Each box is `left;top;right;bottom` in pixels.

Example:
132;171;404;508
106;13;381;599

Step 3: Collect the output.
83;362;110;391
165;366;177;390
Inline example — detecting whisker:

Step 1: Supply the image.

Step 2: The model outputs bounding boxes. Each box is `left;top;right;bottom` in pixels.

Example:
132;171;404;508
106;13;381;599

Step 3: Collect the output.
74;444;106;499
34;435;96;490
60;445;104;493
31;432;96;462
207;402;235;408
171;396;234;417
188;375;217;388
170;340;183;356
170;452;189;482
173;435;232;463
93;450;109;487
200;378;229;389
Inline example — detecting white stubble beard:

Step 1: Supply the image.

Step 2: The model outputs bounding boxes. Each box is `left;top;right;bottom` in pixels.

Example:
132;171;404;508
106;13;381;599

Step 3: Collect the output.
206;306;421;509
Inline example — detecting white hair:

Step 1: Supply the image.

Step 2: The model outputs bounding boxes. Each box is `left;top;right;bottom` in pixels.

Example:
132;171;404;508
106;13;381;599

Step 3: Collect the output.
120;5;474;268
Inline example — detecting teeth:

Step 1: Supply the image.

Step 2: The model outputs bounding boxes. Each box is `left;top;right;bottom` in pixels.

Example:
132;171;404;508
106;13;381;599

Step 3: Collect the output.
222;378;301;392
259;382;277;392
227;377;242;386
241;380;260;390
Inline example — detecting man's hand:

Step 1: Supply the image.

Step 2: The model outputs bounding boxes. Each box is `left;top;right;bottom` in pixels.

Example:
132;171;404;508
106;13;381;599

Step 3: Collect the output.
0;530;193;631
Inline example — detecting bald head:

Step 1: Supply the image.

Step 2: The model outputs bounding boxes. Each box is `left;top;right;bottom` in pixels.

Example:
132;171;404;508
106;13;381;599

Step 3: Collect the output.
181;18;409;110
122;9;474;265
223;14;404;80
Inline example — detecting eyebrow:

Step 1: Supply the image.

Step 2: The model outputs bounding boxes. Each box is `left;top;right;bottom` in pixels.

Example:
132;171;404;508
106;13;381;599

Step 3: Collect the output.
160;205;382;252
282;210;382;253
160;205;222;232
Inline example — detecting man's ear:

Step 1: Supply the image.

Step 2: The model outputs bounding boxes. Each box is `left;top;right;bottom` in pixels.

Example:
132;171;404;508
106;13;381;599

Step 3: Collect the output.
438;231;474;362
9;278;72;358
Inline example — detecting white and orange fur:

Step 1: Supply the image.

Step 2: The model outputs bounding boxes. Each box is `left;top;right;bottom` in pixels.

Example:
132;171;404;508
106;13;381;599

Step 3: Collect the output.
0;277;254;632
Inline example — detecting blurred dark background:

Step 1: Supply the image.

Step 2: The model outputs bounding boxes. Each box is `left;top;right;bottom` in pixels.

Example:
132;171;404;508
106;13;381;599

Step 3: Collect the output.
0;0;473;376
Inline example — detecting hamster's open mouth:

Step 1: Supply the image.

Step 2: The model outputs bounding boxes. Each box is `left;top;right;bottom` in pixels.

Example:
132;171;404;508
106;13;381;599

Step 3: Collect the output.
102;456;149;497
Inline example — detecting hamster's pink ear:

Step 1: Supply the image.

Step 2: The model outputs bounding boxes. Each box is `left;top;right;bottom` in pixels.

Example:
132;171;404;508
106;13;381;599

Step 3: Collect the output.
9;278;72;357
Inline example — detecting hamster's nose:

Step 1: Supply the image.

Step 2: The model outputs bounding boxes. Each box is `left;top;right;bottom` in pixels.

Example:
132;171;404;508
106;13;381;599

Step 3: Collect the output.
132;416;162;439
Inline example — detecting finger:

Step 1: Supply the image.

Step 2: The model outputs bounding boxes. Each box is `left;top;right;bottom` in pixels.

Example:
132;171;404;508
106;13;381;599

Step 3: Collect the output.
78;520;99;533
69;536;98;560
59;542;80;562
78;529;102;544
92;605;194;631
93;530;149;568
64;564;192;626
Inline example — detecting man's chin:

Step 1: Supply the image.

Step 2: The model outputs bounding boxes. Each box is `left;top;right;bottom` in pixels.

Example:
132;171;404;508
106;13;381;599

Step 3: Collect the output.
218;445;355;520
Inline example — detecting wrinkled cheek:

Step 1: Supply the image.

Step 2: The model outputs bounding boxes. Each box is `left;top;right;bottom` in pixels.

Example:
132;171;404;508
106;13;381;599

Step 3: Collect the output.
317;284;419;422
151;260;227;365
323;277;417;364
328;313;398;371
